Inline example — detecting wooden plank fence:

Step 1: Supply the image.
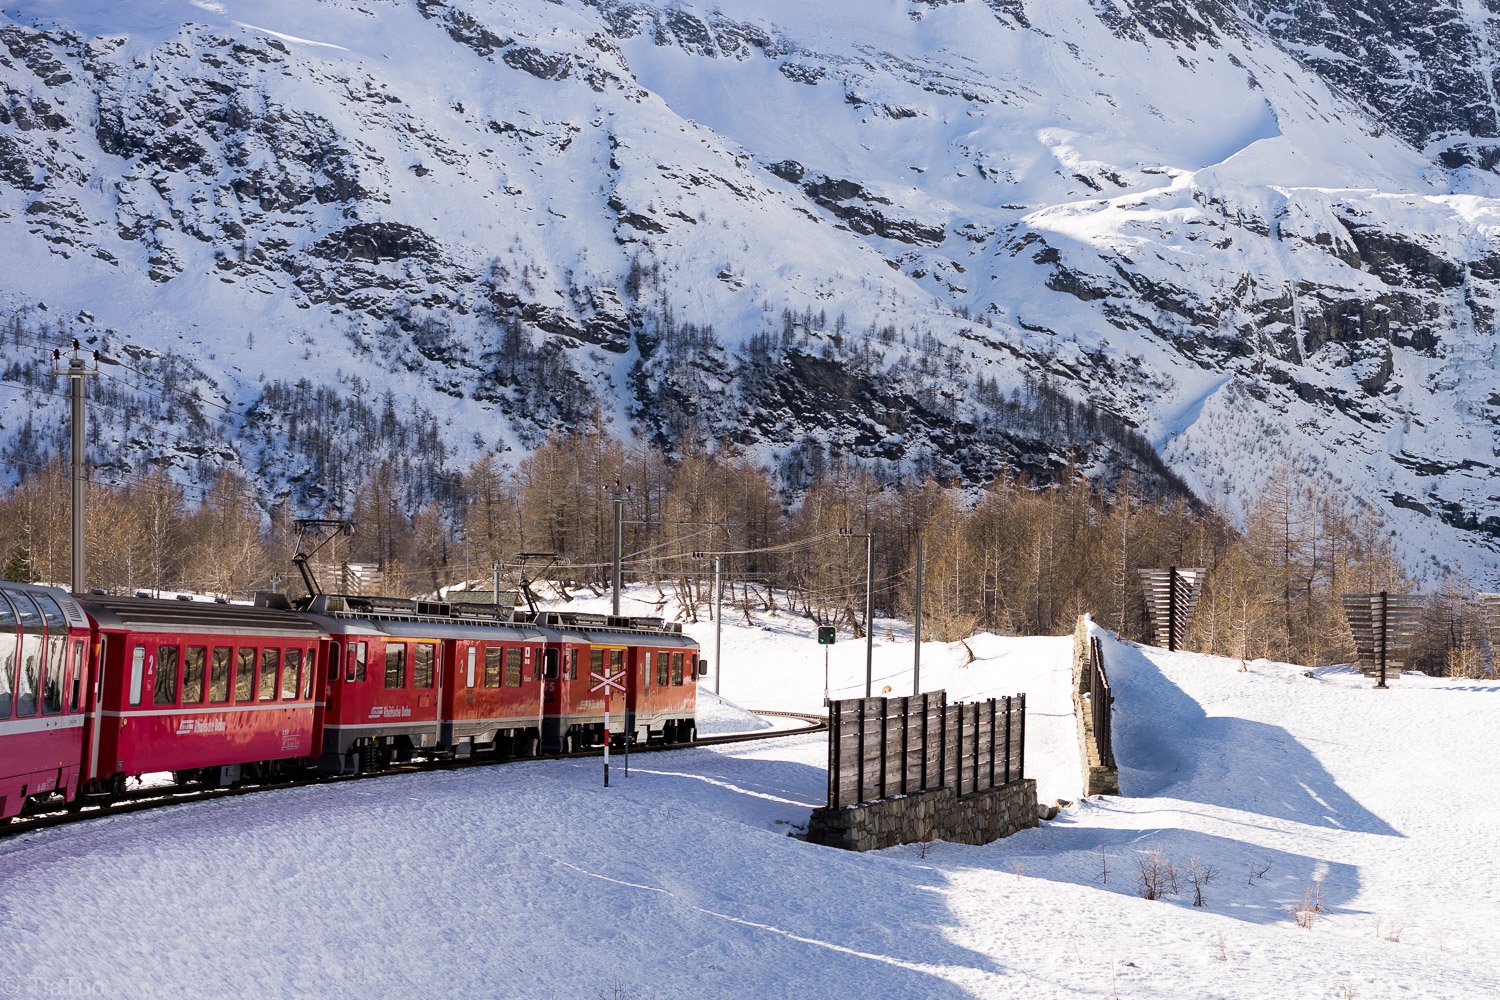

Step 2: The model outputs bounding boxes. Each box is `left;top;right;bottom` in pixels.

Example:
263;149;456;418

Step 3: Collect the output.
1085;634;1116;770
826;691;1025;809
1341;591;1424;683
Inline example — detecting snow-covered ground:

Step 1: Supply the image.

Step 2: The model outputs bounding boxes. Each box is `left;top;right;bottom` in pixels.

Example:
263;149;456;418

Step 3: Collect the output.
4;601;1499;998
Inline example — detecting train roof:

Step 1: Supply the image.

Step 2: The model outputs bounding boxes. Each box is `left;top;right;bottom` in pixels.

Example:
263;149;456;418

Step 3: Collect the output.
534;612;699;649
0;582;89;629
272;594;696;647
77;594;326;638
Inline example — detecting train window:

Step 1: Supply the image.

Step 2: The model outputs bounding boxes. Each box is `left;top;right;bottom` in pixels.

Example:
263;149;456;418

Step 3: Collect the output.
344;644;355;682
154;646;180;706
484;647;502;688
643;652;651;688
15;595;43;716
568;649;578;681
44;631;63;708
32;592;67;629
355;643;367;682
209;648;231;703
505;648;523;688
671;652;684;687
182;647;206;704
589;649;603;678
0;593;16;718
129;646;146;706
384;645;405;689
657;652;670;688
235;648;256;702
413;644;435;689
466;647;476;688
685;656;696;682
70;641;84;713
609;649;623;673
542;648;559;681
259;648;280;701
303;648;315;699
41;647;63;716
283;649;302;700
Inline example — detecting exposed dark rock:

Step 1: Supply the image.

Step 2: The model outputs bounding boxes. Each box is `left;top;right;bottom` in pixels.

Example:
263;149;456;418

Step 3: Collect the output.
415;0;514;57
1237;0;1499;153
779;62;825;85
305;222;440;265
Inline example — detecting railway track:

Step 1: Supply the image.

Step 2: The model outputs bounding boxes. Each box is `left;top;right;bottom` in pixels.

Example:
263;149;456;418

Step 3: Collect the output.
0;709;827;841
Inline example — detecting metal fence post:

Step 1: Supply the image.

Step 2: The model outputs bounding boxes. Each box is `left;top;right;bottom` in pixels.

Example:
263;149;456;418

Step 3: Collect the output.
879;697;889;800
988;698;998;790
954;702;963;795
971;701;980;795
920;693;929;791
856;698;866;805
1018;693;1027;780
900;696;910;796
829;699;841;809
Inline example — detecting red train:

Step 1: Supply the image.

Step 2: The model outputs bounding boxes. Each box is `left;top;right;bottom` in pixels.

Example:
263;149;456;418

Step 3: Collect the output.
0;582;704;821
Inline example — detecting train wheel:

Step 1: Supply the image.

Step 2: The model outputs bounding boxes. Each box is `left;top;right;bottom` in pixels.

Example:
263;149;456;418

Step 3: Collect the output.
664;721;679;744
561;732;575;755
683;721;697;744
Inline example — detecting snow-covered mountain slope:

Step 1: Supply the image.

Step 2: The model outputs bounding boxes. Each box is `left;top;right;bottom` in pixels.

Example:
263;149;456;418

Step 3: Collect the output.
2;0;1500;579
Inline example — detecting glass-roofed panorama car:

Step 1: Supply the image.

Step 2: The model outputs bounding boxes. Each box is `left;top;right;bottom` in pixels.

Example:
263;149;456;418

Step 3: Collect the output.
0;583;93;821
75;594;326;793
294;593;547;773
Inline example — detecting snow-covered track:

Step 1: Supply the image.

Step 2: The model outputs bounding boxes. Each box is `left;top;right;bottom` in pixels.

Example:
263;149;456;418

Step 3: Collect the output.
0;710;826;841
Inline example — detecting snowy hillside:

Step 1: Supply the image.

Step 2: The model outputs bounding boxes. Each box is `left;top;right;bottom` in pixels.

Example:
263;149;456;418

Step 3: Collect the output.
6;613;1499;998
3;1;1500;578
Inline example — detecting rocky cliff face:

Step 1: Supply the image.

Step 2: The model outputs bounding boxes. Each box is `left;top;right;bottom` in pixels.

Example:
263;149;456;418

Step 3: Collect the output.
1;0;1499;580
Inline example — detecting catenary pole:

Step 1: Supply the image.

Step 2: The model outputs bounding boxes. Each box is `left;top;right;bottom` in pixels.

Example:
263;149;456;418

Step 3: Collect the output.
713;555;722;696
52;344;95;594
610;484;624;617
864;532;874;698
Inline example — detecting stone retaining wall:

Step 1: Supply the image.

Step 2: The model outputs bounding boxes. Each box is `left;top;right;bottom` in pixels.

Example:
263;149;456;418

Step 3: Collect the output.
1073;616;1119;796
806;779;1038;852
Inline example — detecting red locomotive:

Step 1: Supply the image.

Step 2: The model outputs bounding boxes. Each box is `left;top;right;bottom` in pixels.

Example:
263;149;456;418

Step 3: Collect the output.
299;593;548;773
0;583;703;822
534;612;701;751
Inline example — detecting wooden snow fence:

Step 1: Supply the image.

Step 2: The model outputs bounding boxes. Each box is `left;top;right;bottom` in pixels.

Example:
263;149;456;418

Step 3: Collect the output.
825;691;1025;809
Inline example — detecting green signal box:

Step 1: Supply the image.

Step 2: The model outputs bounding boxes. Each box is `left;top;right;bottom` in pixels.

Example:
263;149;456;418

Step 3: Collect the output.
817;625;836;645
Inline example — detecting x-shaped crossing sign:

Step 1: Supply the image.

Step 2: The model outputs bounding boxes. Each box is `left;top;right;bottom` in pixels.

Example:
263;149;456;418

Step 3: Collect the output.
590;670;626;696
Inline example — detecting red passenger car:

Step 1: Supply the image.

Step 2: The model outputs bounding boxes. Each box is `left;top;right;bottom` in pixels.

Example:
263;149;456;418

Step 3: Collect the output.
0;583;92;820
78;595;325;792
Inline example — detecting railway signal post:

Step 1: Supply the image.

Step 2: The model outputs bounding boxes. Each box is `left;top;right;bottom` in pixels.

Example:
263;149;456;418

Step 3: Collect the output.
590;664;626;787
818;625;836;704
